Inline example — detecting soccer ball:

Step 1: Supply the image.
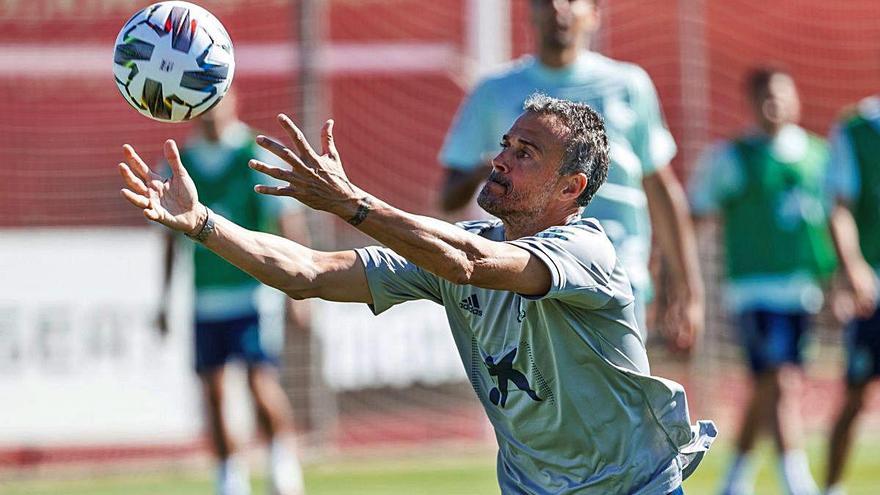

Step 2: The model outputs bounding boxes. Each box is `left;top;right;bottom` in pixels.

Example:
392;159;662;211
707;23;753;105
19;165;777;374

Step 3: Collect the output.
113;1;235;122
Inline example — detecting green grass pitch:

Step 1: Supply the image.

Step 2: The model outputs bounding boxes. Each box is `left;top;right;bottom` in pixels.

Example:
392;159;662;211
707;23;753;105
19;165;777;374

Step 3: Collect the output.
4;437;880;494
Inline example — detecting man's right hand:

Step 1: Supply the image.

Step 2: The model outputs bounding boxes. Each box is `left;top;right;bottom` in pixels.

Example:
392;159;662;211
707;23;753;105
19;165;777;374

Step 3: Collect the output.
118;140;204;235
848;259;878;319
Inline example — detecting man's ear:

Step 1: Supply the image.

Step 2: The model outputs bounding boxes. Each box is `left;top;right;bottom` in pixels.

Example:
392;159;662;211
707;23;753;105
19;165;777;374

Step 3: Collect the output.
561;172;589;203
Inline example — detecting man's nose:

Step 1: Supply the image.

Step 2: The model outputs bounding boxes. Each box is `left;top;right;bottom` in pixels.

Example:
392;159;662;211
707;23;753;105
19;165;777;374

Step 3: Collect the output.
491;152;510;173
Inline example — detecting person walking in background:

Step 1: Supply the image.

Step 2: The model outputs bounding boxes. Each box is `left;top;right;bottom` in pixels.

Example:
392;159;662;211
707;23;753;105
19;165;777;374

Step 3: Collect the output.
688;67;836;495
823;95;880;495
158;91;308;495
438;0;704;351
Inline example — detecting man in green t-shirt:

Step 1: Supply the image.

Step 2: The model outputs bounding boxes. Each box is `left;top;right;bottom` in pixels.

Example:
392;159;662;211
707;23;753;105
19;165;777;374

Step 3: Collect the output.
688;67;835;495
158;92;308;495
823;96;880;495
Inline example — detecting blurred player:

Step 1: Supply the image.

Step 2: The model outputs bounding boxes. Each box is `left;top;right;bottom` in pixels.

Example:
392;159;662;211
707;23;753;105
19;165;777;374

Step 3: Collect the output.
688;67;836;495
823;95;880;495
119;94;715;494
439;0;703;350
157;92;307;495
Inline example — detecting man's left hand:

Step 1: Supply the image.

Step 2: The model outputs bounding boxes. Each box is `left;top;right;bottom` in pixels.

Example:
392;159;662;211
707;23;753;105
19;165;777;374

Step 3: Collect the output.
249;114;363;218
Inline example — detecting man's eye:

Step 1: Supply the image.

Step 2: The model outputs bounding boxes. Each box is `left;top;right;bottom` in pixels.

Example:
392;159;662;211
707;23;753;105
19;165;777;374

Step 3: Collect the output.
517;149;530;159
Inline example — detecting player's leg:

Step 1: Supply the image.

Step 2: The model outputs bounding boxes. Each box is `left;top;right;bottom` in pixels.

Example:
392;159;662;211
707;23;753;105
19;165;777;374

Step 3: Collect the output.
720;371;769;495
196;318;251;495
201;368;235;460
247;365;304;495
825;382;870;495
235;313;305;495
247;365;296;438
762;312;817;495
768;365;818;495
719;310;770;495
825;313;880;495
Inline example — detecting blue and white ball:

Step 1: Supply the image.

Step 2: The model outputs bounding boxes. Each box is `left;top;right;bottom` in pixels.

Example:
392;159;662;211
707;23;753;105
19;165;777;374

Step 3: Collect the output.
113;1;235;122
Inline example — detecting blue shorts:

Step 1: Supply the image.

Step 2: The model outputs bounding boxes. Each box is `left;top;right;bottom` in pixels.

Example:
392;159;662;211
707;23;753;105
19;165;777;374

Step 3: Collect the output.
737;310;811;374
668;487;684;495
845;308;880;386
195;312;278;373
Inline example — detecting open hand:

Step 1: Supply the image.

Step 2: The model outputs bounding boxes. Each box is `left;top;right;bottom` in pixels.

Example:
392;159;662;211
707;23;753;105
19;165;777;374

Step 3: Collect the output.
118;140;204;234
848;260;879;319
248;114;363;217
662;294;705;355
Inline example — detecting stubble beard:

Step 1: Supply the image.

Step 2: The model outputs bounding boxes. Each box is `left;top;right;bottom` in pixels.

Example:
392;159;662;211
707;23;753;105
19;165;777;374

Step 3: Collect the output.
477;180;557;233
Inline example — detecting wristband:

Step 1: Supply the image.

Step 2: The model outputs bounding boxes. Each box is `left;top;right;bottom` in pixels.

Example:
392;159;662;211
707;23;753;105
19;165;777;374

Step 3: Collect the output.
185;205;215;243
347;197;372;226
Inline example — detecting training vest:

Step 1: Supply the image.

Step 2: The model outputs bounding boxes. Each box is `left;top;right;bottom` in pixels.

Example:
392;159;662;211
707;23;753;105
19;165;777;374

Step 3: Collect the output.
182;139;277;290
720;134;836;281
844;114;880;269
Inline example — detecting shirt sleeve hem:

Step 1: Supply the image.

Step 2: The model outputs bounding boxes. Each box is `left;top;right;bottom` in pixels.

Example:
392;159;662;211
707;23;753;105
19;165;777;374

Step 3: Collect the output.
354;247;393;316
507;240;562;301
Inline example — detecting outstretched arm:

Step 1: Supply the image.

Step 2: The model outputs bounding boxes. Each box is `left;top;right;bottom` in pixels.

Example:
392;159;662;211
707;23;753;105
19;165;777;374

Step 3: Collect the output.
118;141;371;303
249;115;552;297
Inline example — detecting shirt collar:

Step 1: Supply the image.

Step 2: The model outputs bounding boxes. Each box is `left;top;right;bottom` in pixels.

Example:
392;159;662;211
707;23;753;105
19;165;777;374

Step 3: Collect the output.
527;51;598;85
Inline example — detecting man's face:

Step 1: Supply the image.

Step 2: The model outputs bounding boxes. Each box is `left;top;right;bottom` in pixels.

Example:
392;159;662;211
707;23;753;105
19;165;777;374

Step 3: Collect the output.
531;0;598;51
751;73;801;129
477;111;569;218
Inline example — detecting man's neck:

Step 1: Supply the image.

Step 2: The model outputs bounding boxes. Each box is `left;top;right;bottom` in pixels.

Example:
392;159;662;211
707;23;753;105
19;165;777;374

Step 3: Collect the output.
200;119;241;143
502;210;581;240
759;121;788;138
537;45;583;69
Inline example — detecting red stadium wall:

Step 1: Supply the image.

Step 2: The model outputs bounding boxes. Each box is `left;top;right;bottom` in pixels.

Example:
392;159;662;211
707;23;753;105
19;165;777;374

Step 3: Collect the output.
705;0;880;139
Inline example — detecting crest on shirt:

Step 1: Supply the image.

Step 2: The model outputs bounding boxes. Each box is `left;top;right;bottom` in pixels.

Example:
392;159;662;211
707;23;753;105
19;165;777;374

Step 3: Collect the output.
480;347;542;408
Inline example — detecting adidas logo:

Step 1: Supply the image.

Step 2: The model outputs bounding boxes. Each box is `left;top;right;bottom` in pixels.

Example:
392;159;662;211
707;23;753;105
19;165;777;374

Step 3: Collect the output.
459;294;483;316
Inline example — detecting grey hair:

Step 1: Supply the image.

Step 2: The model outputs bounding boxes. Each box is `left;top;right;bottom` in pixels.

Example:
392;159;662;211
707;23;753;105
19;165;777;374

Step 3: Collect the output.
522;93;610;207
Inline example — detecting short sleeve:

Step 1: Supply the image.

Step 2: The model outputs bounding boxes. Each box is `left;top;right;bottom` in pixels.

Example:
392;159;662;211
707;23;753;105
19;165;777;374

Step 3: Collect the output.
631;68;677;175
439;81;498;171
687;141;744;216
356;246;444;315
827;123;860;204
507;222;622;309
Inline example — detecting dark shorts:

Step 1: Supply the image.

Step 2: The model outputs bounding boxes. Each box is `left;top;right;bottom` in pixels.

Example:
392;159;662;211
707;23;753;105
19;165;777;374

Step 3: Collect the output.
737;309;811;374
668;487;684;495
845;308;880;386
195;312;278;373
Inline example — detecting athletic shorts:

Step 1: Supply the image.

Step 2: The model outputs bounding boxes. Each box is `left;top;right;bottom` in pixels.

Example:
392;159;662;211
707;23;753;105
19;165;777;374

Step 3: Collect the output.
737;309;811;374
668;487;684;495
195;312;278;373
845;308;880;386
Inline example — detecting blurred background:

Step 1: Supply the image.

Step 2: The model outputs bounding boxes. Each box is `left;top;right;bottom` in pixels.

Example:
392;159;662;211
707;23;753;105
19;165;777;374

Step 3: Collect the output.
2;0;880;494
